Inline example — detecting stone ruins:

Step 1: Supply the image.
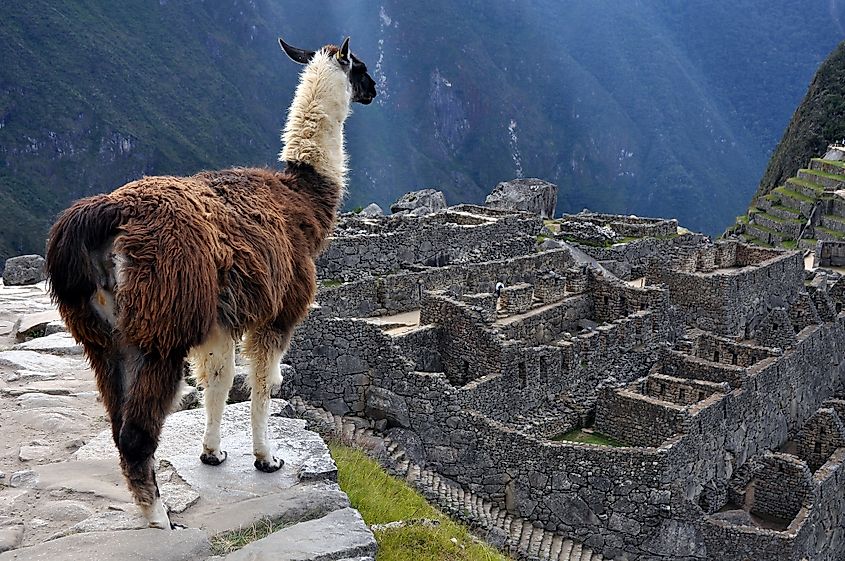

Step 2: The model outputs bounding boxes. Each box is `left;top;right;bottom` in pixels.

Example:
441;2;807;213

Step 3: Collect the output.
285;166;845;560
5;160;845;560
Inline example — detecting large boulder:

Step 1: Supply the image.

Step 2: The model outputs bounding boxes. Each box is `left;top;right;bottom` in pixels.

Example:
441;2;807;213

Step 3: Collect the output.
359;203;384;218
484;178;558;218
390;189;447;216
3;255;46;286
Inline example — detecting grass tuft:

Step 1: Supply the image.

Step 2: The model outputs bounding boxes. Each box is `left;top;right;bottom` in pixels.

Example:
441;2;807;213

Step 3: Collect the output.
331;444;509;561
211;519;288;554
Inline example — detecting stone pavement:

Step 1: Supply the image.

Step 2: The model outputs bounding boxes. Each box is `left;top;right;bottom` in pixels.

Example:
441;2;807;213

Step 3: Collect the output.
0;281;376;561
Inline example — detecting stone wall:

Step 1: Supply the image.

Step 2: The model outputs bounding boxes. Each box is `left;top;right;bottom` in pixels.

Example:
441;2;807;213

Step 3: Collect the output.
815;240;845;267
648;249;804;337
691;332;780;368
701;449;845;561
315;248;577;319
317;209;542;281
797;407;845;471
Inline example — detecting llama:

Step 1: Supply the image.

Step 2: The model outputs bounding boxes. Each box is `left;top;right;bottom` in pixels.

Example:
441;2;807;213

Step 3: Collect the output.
45;36;376;529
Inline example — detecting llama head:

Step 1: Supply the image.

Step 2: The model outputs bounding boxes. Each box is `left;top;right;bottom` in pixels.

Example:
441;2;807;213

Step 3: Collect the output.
279;36;377;105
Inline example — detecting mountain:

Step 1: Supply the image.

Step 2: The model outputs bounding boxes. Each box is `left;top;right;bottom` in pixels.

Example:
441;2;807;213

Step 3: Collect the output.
754;40;845;200
1;1;844;262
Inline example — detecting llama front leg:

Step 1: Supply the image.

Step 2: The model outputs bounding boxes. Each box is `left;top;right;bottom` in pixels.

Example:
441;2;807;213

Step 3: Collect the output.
244;328;291;473
191;327;236;466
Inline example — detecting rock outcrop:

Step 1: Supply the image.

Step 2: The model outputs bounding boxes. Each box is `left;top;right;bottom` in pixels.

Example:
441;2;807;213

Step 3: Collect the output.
2;256;46;287
484;178;558;218
390;189;447;216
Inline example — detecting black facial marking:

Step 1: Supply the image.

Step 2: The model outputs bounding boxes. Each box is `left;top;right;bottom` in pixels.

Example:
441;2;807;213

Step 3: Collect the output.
349;54;377;105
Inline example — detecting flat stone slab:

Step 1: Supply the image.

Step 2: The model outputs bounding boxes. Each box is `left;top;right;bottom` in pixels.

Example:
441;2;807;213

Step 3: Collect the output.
177;482;349;534
0;350;83;374
14;333;82;356
219;508;377;561
0;528;212;561
76;401;338;501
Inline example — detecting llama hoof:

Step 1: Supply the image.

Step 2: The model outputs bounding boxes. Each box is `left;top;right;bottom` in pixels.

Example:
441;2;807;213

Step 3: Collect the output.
254;456;284;473
200;450;227;466
170;522;188;530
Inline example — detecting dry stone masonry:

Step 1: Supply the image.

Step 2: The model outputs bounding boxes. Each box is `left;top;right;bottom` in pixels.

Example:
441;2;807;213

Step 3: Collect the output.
285;181;845;560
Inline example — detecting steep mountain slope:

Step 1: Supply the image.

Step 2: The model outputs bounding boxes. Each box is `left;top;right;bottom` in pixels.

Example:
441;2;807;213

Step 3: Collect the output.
755;40;845;199
1;1;844;263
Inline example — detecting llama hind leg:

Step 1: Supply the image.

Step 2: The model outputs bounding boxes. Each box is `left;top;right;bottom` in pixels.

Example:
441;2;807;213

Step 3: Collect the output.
244;328;291;473
190;326;236;466
118;351;184;529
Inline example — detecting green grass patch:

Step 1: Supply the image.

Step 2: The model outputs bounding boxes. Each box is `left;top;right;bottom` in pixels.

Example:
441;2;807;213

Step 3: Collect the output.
743;236;773;248
787;177;826;193
736;215;749;225
817;226;845;240
748;221;779;235
780;239;798;250
814;158;845;170
552;428;625;447
320;279;344;288
331;444;509;561
772;204;803;217
823;214;845;225
800;168;845;182
212;520;289;554
774;186;815;204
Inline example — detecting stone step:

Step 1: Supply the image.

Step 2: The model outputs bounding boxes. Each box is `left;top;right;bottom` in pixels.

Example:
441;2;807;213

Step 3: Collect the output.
820;214;845;233
787;176;826;199
772;186;817;216
750;212;801;238
817;226;845;241
745;223;787;245
528;525;544;557
811;158;845;177
560;539;574;560
550;535;564;559
798;168;845;191
767;204;805;221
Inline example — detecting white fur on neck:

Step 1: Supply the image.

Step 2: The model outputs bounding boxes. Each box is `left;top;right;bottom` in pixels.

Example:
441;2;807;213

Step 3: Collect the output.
280;50;351;192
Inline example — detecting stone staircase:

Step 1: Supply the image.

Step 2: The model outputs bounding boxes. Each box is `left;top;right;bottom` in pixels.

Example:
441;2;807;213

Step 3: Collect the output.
730;156;845;250
289;397;606;561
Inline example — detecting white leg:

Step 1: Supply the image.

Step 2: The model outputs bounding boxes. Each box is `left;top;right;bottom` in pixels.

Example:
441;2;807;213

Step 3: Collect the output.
190;326;236;466
141;496;171;530
249;348;284;472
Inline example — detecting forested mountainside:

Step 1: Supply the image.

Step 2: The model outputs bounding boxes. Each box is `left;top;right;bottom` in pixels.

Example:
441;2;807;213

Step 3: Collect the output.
1;0;844;261
755;40;845;200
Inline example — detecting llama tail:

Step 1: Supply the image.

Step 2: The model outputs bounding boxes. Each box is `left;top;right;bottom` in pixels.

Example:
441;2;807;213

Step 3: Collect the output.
46;194;123;307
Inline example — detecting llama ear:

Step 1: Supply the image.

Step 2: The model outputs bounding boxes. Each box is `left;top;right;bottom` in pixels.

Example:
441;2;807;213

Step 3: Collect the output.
338;37;350;63
279;38;315;64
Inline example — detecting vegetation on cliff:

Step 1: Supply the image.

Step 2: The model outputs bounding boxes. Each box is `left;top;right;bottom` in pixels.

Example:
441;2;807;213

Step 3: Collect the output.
755;41;845;200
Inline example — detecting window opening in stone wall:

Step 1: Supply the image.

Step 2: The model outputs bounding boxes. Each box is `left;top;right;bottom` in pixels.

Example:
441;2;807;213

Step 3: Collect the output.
698;391;705;401
518;362;527;388
837;303;842;313
659;382;666;396
815;442;822;454
731;352;738;365
714;350;720;363
462;360;470;385
679;388;686;402
620;295;626;314
820;426;826;436
539;357;548;385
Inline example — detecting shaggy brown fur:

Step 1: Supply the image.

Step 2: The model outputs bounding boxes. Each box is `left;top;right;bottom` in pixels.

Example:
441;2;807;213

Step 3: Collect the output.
46;163;339;521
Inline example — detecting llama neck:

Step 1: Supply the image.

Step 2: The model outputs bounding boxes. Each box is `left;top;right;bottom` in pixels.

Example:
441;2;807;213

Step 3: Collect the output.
280;51;351;199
